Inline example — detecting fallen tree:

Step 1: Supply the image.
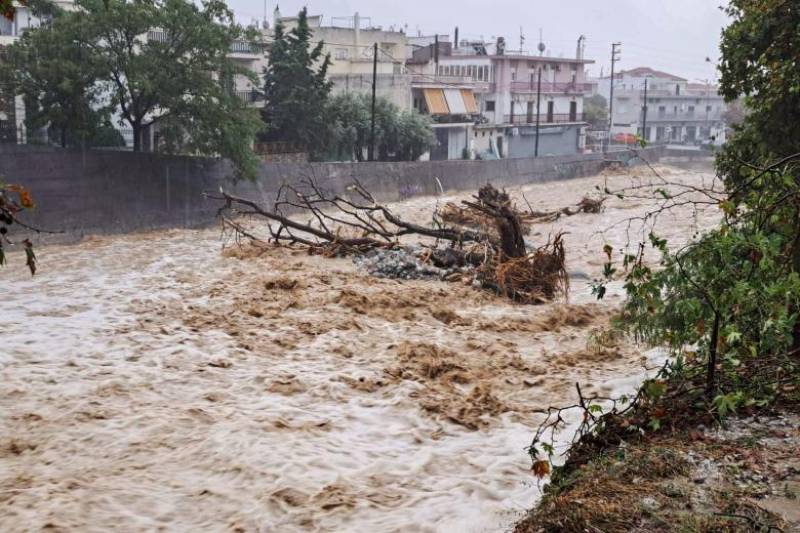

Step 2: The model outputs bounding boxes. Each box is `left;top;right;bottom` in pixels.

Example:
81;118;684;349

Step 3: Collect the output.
208;180;568;304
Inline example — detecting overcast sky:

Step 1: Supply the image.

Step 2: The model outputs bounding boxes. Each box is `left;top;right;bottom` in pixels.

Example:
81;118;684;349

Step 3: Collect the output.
226;0;729;82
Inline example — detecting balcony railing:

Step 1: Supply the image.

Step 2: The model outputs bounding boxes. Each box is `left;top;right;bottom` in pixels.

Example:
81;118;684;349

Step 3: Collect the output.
508;81;591;93
147;31;259;55
230;40;260;54
235;90;264;104
504;113;585;125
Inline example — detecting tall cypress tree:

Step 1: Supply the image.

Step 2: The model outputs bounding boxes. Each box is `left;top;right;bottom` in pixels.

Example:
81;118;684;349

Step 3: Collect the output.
260;8;332;148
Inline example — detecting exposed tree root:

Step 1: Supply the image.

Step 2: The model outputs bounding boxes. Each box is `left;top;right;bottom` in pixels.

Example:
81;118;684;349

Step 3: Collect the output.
208;180;569;304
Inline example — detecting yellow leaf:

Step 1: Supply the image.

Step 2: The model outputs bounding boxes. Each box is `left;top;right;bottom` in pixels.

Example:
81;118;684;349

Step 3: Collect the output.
532;460;551;478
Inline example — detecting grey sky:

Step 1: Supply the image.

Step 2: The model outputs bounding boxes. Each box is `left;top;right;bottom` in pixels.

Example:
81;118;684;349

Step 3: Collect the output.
226;0;729;83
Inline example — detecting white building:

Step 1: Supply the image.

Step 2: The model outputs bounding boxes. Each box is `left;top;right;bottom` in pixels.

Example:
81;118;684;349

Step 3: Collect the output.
597;67;727;145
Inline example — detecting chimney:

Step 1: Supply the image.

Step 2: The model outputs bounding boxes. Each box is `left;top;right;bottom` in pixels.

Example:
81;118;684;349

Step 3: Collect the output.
454;26;459;49
576;35;586;60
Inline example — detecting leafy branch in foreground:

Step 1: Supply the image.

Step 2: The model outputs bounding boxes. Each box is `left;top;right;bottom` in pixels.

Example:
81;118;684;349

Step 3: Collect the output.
0;181;37;275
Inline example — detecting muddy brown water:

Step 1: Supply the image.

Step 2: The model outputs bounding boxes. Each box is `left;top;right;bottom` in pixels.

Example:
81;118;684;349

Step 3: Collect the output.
1;166;720;532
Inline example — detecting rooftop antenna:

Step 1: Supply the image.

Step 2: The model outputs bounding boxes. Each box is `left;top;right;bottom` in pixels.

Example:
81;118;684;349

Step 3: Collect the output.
537;28;546;56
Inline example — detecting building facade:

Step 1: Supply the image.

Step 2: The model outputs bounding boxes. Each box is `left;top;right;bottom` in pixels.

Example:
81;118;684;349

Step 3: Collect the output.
597;67;726;145
278;11;412;111
407;36;593;159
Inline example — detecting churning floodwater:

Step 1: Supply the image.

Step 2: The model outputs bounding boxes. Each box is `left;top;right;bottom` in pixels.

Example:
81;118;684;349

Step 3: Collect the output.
1;165;718;532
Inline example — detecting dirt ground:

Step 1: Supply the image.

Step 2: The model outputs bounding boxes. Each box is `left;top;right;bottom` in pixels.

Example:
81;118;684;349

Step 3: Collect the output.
515;411;800;532
1;164;720;532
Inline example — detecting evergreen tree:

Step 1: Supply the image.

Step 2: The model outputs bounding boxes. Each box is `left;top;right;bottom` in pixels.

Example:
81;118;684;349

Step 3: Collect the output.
260;8;332;148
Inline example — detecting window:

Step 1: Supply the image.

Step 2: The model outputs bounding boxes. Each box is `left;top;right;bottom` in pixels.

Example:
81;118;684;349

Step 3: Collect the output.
335;48;348;60
485;100;496;112
706;105;712;112
688;105;695;115
571;63;578;72
511;70;516;81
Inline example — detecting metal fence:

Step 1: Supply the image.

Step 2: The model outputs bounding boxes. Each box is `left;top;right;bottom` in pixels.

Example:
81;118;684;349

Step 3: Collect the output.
504;113;585;125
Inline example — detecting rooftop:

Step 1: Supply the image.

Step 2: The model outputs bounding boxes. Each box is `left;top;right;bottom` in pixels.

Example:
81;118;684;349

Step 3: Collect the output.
603;66;687;81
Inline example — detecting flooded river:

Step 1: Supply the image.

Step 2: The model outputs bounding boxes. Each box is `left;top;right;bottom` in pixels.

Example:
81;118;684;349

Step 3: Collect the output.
1;165;718;532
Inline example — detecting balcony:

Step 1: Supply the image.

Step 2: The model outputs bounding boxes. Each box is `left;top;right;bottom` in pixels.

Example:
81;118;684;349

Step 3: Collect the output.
235;90;264;104
504;113;585;125
229;40;261;55
508;81;591;94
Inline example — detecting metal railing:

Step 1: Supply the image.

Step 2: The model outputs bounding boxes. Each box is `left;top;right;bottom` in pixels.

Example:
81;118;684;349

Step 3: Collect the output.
230;40;259;54
147;30;169;43
147;32;259;55
508;81;591;93
235;90;264;104
504;113;584;125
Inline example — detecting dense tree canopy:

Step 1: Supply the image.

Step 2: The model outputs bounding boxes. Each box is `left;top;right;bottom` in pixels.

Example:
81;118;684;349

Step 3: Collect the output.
0;1;110;148
595;0;800;414
1;0;262;178
260;7;331;148
324;93;434;162
583;94;608;130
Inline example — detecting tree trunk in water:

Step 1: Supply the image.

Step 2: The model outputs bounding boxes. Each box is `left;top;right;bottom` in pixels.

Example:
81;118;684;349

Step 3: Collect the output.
496;211;527;258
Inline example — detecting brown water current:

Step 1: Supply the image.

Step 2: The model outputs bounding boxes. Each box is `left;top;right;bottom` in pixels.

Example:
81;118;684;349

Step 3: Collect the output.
0;165;720;532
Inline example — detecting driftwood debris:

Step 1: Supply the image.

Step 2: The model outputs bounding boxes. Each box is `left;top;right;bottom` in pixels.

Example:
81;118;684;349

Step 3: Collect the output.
525;196;606;222
209;180;569;304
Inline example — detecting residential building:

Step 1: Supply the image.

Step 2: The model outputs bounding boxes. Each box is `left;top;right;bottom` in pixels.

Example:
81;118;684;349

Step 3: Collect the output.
597;67;727;145
278;11;412;111
407;35;594;159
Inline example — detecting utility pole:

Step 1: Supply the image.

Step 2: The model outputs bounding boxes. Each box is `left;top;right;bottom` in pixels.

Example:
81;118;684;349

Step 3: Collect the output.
369;42;378;162
606;42;621;153
534;67;542;157
434;34;439;72
641;78;648;143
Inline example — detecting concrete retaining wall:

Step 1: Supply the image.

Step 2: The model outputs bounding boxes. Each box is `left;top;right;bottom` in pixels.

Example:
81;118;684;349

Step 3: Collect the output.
1;145;666;242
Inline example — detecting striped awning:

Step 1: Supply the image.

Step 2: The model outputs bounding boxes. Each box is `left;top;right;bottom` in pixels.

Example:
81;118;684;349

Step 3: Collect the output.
423;89;450;115
460;90;479;114
443;89;467;114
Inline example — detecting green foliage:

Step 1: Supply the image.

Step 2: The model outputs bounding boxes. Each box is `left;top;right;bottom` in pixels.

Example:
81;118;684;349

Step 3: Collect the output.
322;93;434;162
0;3;110;148
260;7;332;149
593;0;800;417
717;0;800;186
583;94;608;129
2;0;261;179
0;179;37;275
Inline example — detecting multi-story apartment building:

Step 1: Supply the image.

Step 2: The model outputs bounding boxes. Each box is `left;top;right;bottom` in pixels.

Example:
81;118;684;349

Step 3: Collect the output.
597;67;726;145
407;36;594;159
278;11;412;111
